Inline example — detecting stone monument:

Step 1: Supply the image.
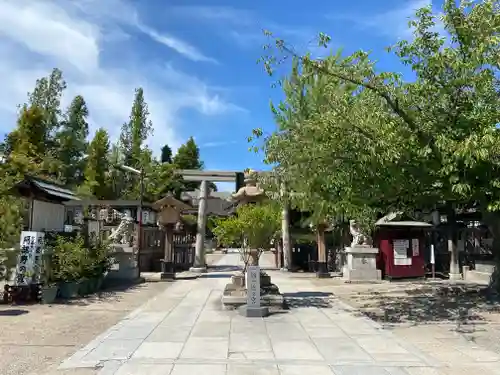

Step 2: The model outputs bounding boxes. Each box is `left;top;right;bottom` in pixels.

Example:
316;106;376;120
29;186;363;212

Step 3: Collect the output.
153;195;191;280
238;265;269;317
342;220;381;282
105;210;140;281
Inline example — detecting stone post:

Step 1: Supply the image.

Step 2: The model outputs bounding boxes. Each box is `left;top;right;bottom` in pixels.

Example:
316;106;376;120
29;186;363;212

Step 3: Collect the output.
160;225;175;279
316;224;330;278
447;206;461;280
190;180;208;273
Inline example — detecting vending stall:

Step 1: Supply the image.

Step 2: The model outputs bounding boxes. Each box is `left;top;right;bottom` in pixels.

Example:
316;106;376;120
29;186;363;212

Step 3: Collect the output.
374;214;432;280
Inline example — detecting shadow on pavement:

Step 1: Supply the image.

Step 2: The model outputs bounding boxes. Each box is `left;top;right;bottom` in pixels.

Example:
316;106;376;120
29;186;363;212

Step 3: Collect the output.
0;308;29;316
344;283;500;326
284;291;333;308
199;273;233;279
51;280;146;306
208;265;241;272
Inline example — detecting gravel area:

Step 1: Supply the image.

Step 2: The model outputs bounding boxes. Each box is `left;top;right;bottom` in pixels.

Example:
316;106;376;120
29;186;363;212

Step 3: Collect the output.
0;281;172;375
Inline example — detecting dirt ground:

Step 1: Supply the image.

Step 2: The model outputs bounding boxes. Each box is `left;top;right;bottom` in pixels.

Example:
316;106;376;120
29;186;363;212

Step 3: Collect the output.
320;279;500;354
0;281;173;375
0;254;224;375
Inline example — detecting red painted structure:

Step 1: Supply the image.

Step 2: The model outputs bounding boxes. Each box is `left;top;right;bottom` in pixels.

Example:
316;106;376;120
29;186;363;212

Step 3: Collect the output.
375;222;431;279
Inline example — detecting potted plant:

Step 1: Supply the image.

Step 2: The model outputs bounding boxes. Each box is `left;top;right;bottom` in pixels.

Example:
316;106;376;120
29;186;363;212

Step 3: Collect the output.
92;239;113;291
82;237;112;294
52;235;84;299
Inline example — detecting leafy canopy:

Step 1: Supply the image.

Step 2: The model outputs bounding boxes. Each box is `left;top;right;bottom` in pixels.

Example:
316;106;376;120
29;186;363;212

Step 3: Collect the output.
253;0;500;227
212;203;281;250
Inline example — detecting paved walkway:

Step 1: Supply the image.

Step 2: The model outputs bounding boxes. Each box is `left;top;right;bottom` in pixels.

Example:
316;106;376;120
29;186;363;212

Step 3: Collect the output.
58;255;500;375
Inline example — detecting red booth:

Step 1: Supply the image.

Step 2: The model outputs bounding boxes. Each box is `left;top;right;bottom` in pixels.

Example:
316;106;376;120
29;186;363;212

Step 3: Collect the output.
375;216;432;280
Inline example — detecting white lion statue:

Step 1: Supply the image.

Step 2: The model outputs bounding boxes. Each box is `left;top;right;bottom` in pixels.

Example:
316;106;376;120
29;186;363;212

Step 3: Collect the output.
349;220;372;247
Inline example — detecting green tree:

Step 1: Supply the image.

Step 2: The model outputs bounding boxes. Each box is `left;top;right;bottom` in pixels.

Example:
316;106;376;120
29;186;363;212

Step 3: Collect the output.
0;70;68;249
149;162;183;201
118;87;154;198
258;0;499;218
173;136;204;191
173;136;203;169
0;106;61;249
256;0;500;280
160;144;173;164
55;95;89;186
28;68;67;142
212;203;281;271
81;128;111;199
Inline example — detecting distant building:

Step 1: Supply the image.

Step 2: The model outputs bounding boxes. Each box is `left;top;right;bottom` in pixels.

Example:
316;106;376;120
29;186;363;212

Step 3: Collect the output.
180;190;235;218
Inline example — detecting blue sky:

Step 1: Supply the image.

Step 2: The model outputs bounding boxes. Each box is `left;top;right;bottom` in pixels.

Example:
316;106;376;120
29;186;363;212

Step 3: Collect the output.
0;0;445;191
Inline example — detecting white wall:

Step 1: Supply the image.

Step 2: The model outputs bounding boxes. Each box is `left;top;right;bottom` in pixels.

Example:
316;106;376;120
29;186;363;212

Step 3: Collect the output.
31;200;65;232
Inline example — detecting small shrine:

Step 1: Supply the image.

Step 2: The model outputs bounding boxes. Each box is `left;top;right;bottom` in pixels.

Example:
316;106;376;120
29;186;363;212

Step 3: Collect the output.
153;194;191;279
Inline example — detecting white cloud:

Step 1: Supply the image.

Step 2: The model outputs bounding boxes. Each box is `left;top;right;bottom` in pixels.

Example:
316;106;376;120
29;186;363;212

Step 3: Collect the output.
201;141;238;148
0;1;99;73
0;0;239;155
329;0;445;40
138;25;218;64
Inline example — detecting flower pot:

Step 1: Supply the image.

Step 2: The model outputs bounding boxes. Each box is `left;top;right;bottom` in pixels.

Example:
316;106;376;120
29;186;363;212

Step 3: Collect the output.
41;285;58;304
87;278;96;294
59;282;79;299
96;276;104;291
78;279;91;296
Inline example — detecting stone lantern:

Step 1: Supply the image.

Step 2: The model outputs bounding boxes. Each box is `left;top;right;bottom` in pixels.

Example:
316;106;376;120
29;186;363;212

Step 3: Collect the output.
230;169;271;285
153;194;191;280
231;169;266;205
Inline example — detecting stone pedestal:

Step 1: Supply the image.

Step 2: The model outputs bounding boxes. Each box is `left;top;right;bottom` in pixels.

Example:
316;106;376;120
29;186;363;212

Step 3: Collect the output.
189;267;207;273
238;305;269;318
231;273;245;287
342;246;381;282
107;245;140;281
160;260;175;280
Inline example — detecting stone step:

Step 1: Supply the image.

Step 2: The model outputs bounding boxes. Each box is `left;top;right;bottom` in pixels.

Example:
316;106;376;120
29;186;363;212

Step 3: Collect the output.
475;261;496;274
464;270;492;285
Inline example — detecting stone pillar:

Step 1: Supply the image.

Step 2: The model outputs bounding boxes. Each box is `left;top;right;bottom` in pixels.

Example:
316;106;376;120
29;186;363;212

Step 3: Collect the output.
316;224;330;278
276;240;283;269
161;226;175;279
281;203;292;271
190;180;208;273
165;228;173;263
447;207;461;280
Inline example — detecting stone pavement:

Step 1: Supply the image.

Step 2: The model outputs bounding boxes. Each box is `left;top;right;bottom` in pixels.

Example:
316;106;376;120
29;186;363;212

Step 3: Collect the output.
58;254;500;375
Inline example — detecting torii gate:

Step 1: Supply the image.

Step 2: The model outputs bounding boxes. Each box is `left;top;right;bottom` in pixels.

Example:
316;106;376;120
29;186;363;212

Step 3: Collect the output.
176;170;292;273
